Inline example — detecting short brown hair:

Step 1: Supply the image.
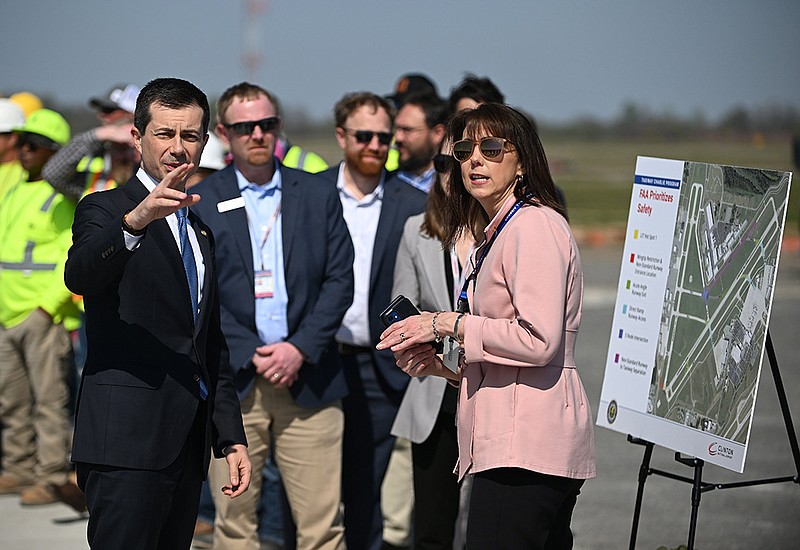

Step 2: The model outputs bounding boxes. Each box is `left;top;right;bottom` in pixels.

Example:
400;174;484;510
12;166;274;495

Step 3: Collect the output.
216;82;280;125
333;92;394;128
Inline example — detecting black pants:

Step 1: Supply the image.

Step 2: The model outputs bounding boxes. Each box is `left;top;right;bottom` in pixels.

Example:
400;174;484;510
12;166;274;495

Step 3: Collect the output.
412;383;460;550
76;402;206;550
466;468;584;550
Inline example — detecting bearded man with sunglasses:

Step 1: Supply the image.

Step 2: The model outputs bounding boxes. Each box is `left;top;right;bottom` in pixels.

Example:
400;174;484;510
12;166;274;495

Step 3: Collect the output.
191;82;354;550
317;91;426;550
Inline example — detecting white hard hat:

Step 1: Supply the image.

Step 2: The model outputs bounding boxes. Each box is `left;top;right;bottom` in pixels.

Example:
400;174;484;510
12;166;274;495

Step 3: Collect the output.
199;132;227;171
0;99;25;133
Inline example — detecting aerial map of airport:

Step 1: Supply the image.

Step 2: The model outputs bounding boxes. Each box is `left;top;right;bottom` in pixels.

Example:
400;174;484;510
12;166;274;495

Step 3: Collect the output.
648;162;792;444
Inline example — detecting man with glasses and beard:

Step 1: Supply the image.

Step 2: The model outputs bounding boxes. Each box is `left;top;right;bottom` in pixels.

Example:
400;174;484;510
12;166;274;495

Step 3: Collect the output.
191;82;354;550
394;92;448;193
317;92;426;550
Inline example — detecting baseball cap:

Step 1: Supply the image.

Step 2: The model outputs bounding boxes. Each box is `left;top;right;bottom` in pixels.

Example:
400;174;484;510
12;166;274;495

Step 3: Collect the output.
386;73;437;108
0;99;25;133
89;83;141;114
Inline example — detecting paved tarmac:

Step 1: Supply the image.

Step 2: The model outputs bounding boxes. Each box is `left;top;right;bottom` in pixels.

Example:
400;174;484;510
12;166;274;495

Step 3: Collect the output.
1;243;798;549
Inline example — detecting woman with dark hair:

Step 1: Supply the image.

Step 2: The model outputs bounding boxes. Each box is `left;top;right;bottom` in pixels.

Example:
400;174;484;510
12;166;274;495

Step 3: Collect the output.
389;138;473;550
378;103;595;549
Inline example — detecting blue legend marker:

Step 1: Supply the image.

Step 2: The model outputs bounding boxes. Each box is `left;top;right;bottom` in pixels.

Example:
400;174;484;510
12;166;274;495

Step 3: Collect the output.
618;329;624;339
622;304;628;314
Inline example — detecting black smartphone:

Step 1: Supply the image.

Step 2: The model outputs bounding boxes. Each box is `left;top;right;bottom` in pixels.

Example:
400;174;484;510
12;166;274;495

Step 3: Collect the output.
379;295;444;353
379;295;420;328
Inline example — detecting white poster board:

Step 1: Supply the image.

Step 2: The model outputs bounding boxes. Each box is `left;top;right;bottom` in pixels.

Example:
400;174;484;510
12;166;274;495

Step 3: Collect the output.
597;156;792;472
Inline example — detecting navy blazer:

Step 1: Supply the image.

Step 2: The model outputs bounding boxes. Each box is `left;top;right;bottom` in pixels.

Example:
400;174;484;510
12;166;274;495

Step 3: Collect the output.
191;163;355;408
65;175;246;472
317;164;427;392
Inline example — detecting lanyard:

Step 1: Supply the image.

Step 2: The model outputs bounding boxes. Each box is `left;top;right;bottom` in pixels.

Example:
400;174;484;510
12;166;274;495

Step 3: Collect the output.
243;201;281;271
456;197;529;313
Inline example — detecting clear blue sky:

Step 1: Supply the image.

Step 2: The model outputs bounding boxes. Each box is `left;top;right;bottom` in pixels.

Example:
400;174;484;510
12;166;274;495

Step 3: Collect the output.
3;0;798;123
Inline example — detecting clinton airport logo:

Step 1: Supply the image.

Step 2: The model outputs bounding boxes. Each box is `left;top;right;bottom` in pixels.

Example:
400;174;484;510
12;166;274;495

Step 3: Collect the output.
606;400;618;424
707;442;735;460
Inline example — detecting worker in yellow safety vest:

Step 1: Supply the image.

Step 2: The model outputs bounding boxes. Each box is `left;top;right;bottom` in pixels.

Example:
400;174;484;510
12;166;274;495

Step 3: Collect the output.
0;99;26;200
41;83;140;202
0;108;83;507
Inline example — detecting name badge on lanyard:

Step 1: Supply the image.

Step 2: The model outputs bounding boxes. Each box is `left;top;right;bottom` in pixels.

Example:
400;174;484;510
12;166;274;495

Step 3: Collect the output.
255;270;274;298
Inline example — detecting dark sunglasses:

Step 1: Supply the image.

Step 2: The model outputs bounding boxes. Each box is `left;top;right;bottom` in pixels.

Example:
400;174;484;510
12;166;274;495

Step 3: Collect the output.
433;153;454;174
16;132;59;152
223;116;281;136
343;128;393;146
452;137;513;163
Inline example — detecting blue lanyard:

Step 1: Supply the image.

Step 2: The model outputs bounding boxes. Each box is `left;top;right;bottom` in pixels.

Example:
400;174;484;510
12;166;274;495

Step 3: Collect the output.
456;197;529;313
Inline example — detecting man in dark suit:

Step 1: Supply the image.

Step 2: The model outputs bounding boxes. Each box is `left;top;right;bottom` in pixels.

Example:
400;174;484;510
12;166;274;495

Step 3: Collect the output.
191;82;354;550
64;77;250;550
318;92;426;550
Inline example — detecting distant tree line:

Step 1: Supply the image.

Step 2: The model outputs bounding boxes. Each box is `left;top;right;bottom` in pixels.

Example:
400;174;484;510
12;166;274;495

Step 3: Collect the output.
541;101;800;140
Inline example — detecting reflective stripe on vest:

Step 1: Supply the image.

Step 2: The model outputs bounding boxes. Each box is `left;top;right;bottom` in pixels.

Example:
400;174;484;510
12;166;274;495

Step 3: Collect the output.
0;191;59;272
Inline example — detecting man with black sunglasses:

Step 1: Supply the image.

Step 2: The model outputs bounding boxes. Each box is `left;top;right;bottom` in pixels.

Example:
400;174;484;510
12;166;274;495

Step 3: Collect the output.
318;91;426;550
394;91;448;193
191;82;354;550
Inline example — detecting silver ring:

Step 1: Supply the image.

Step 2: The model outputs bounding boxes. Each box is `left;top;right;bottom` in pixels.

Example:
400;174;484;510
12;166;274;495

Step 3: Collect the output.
400;332;406;343
273;373;280;379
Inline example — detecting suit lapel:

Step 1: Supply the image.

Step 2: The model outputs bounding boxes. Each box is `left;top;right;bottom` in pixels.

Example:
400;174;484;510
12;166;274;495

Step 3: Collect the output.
280;170;300;274
216;167;255;293
370;176;400;290
419;233;453;312
190;212;213;331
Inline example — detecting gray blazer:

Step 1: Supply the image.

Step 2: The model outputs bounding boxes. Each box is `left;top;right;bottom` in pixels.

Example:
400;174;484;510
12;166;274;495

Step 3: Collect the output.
390;213;453;443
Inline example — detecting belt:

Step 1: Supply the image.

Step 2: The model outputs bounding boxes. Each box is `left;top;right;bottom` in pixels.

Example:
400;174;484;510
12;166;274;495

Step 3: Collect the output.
337;342;372;356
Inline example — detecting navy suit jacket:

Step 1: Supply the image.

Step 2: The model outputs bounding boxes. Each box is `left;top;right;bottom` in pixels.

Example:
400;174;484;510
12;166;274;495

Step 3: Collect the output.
65;175;246;472
191;163;355;408
318;164;427;392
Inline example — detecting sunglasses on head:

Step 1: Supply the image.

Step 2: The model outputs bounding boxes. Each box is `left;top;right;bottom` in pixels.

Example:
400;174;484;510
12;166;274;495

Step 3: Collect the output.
433;153;454;174
343;128;393;146
223;116;281;136
452;137;513;163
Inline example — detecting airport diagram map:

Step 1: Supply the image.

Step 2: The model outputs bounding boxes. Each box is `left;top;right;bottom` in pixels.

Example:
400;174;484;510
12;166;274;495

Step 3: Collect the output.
598;157;791;472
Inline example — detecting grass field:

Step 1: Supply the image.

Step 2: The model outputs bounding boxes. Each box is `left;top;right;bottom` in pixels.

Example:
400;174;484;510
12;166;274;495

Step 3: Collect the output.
296;134;798;237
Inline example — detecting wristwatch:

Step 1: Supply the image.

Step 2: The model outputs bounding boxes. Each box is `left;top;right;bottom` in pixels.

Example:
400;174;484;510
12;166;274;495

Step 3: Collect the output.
122;210;146;236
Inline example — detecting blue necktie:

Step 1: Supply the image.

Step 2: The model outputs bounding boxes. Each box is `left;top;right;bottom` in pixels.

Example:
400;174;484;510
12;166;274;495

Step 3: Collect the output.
176;208;198;322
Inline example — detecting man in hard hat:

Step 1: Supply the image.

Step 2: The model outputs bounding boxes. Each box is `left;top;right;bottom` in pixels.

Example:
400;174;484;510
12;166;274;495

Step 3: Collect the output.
0;109;83;509
42;83;141;202
0;99;26;199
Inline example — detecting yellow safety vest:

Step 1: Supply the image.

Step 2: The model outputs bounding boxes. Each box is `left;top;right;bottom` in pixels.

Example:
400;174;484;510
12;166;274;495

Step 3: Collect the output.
0;160;26;203
282;145;329;174
77;155;118;197
0;179;80;330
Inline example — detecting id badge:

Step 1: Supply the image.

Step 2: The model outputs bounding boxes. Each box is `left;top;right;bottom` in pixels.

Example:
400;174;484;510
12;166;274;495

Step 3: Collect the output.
254;270;274;298
442;336;461;374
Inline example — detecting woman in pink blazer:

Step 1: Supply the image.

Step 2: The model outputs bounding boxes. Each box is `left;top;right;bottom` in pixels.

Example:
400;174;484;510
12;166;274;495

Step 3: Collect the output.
378;103;595;549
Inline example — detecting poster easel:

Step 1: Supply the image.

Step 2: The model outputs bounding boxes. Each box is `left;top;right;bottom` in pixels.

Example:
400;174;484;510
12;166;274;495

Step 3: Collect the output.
626;331;800;550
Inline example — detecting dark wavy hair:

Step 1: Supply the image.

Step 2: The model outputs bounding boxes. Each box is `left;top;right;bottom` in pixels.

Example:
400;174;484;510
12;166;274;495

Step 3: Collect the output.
441;103;566;250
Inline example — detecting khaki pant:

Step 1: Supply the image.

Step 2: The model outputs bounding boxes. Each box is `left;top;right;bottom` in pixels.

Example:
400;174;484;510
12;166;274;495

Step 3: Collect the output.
381;436;414;547
209;376;345;550
0;309;72;485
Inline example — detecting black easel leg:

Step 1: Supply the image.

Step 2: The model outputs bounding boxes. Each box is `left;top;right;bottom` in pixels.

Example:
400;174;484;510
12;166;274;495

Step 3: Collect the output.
686;457;704;550
765;331;800;477
628;437;654;550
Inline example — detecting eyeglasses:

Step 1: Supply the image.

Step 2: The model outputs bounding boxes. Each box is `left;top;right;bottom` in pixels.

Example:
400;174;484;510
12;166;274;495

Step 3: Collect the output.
342;128;393;146
433;153;454;174
223;116;281;136
452;137;513;163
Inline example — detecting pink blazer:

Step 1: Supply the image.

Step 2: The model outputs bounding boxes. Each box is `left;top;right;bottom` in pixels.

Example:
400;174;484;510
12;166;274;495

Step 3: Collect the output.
457;195;596;481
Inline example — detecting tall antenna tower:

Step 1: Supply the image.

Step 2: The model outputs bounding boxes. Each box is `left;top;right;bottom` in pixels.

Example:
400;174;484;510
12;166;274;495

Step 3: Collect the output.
242;0;269;81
